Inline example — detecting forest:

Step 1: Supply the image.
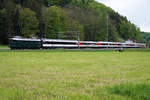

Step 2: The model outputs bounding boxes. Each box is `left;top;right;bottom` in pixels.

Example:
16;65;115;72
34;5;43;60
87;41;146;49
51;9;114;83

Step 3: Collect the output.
0;0;145;44
142;32;150;43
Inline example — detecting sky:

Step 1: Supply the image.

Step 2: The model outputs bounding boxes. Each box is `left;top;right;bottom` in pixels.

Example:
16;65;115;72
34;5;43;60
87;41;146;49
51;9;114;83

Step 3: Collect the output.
96;0;150;32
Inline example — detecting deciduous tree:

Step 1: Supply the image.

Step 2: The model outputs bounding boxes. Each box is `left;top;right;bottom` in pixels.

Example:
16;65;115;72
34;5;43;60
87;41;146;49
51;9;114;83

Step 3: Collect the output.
43;6;67;38
19;8;39;37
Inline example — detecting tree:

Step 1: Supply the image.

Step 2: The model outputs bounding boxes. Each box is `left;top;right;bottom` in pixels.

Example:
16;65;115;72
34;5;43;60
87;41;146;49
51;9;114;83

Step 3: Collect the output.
72;0;94;7
42;0;72;7
21;0;44;38
0;9;9;44
19;8;39;37
119;20;143;42
43;6;67;38
66;20;84;40
13;0;25;5
12;6;21;36
108;20;119;42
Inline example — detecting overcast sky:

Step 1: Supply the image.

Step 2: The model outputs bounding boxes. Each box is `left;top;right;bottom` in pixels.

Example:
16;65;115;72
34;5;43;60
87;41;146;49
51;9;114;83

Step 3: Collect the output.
96;0;150;32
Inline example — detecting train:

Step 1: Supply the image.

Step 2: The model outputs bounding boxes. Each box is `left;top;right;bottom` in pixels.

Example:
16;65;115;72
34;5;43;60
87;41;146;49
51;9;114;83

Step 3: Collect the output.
9;36;146;49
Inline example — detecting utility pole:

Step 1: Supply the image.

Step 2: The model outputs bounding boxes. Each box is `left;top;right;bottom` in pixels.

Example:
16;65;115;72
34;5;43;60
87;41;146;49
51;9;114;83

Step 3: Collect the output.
106;14;109;49
107;14;109;42
58;32;61;39
78;32;80;49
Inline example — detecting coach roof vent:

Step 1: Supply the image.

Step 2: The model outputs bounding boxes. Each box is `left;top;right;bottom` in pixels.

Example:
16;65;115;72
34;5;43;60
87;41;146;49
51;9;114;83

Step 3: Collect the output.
13;36;22;38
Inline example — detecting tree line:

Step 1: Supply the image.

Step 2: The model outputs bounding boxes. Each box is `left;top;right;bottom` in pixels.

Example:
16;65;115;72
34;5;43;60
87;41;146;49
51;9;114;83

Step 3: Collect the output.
0;0;144;44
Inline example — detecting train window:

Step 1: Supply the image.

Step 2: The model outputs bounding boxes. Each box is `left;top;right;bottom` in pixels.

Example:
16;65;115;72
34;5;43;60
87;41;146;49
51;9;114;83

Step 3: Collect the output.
80;43;95;45
101;43;108;45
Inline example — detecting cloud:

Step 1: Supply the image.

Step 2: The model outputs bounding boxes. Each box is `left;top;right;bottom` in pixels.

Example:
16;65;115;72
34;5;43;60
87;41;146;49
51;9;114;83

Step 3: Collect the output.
96;0;150;32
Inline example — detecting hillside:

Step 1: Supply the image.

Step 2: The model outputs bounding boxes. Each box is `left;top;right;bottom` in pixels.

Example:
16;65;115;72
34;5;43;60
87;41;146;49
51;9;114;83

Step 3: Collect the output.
0;0;144;44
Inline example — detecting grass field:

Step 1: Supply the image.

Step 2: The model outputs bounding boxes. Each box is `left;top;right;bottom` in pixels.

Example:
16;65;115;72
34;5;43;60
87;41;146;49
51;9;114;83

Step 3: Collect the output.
0;45;9;49
0;50;150;100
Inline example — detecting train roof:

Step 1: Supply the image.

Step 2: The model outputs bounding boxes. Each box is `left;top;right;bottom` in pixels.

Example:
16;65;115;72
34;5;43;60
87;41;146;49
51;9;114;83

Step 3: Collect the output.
10;38;41;41
42;39;78;43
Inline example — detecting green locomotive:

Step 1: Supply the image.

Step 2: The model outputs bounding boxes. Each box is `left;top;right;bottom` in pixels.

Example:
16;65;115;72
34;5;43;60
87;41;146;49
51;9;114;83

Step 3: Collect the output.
9;36;41;49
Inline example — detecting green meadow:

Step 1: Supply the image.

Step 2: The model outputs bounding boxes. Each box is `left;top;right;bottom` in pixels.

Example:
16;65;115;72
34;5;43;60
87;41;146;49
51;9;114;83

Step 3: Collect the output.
0;45;9;49
0;50;150;100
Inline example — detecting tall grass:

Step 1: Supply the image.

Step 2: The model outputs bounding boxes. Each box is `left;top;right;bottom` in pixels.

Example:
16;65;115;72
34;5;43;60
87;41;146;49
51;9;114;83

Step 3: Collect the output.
106;83;150;100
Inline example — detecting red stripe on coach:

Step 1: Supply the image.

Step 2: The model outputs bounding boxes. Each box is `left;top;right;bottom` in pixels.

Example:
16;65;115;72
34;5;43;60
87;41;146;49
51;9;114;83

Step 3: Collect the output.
96;43;101;45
